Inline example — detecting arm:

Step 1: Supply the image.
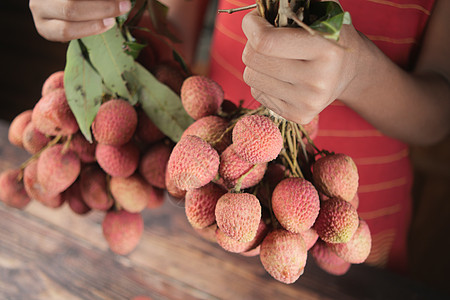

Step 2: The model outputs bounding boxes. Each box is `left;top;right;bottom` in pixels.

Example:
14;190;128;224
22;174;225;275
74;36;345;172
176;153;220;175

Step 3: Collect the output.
241;0;450;146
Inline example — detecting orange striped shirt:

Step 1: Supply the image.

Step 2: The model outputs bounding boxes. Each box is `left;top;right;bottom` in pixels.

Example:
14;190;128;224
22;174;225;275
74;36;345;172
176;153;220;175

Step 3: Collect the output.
209;0;436;273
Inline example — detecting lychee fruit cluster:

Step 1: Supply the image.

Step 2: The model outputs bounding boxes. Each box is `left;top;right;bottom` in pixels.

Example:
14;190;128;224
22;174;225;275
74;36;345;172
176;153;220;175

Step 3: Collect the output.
165;74;371;284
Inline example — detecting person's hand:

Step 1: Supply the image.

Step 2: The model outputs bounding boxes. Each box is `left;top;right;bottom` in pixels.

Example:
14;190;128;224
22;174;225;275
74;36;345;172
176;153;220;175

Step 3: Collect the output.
29;0;132;42
241;8;362;125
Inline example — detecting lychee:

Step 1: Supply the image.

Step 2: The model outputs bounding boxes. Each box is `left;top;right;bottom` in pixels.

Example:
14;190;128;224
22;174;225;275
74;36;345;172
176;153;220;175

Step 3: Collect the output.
185;182;227;229
272;177;320;233
166;135;220;190
68;132;97;163
181;115;231;153
92;99;138;146
22;123;51;154
63;180;91;215
216;218;269;253
110;174;151;213
8;110;32;148
232;115;283;164
314;197;359;244
240;245;261;257
165;168;186;199
219;145;267;190
313;153;359;202
181;75;224;120
0;169;31;209
146;186;165;209
41;71;64;96
135;109;165;145
96;142;140;178
79;165;113;211
37;144;81;196
152;60;187;94
32;88;79;136
300;228;319;250
139;142;172;189
310;240;351;276
260;229;307;284
102;210;144;255
328;219;371;264
215;192;261;242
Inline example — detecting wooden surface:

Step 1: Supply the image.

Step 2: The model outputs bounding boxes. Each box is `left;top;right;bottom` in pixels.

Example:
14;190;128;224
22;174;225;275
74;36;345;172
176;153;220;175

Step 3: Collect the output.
0;120;447;300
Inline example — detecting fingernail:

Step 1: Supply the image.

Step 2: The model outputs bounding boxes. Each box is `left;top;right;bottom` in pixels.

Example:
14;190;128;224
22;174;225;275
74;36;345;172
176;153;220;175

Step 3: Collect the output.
103;18;115;27
119;1;131;13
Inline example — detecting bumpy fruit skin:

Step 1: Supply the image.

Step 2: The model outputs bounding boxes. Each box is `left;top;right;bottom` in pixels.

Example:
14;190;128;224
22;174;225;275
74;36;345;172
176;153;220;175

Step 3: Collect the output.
69;132;96;163
260;229;307;284
139;142;172;189
152;60;187;94
24;160;64;208
96;142;140;178
41;71;64;96
110;174;151;213
167;135;220;190
181;115;231;153
22;123;51;154
165;168;186;199
181;75;224;120
102;210;144;255
328;219;371;264
32;88;79;136
37;144;81;196
301;228;319;251
8;110;32;148
215;192;261;242
92;99;138;146
63;181;91;215
314;197;359;244
0;169;31;209
313;153;359;202
310;240;351;276
232;115;283;164
79;165;113;211
135;109;165;145
216;218;269;253
219;145;267;190
185;183;227;229
272;178;320;233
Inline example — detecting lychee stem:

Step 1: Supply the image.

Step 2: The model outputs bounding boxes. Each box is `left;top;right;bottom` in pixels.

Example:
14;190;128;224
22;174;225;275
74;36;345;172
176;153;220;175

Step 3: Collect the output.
218;4;257;14
233;164;259;193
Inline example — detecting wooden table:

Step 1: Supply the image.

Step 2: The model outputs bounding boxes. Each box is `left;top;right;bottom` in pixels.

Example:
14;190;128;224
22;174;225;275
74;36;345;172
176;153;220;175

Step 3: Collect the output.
0;120;446;300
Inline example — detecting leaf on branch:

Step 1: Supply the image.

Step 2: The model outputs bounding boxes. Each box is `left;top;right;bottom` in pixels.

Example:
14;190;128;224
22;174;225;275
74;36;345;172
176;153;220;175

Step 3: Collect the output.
309;1;351;40
124;62;193;142
64;40;103;143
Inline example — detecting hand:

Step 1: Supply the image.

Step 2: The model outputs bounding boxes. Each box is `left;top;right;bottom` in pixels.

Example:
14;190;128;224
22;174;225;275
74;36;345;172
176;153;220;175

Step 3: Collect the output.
241;9;361;125
29;0;132;42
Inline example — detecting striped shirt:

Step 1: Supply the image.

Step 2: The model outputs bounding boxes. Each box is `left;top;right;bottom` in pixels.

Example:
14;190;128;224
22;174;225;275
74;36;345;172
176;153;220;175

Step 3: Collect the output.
209;0;435;272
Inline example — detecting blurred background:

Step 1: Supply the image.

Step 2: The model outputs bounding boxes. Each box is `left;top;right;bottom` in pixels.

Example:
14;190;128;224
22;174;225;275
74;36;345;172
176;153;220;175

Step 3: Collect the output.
1;0;449;294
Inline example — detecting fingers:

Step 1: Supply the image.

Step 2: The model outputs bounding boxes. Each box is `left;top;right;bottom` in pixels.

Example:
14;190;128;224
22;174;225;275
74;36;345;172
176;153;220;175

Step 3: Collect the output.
35;19;116;42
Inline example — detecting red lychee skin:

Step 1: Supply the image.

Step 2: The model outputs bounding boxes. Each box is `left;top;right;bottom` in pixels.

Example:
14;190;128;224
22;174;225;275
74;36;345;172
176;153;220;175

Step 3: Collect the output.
300;228;319;251
328;219;372;264
79;165;113;211
185;183;227;229
181;75;224;120
95;142;140;178
181;115;231;153
41;71;64;96
314;197;359;244
272;177;320;233
23;160;64;208
194;223;218;243
167;135;220;190
215;192;261;242
219;145;267;190
313;153;359;203
152;60;187;94
110;174;151;213
135;109;165;145
216;218;269;253
37;144;81;196
146;186;165;209
232;115;283;164
260;229;308;284
310;240;351;276
22;123;51;154
0;169;31;209
92;99;138;146
240;245;261;257
68;132;97;163
63;181;91;215
8;110;32;148
139;142;172;189
32;88;79;136
165;168;186;199
102;210;144;255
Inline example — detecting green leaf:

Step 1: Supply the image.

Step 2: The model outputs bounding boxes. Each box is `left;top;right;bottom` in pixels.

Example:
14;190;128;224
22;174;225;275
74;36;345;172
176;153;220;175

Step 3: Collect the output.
124;40;147;59
124;62;193;142
81;24;138;104
64;40;103;142
309;1;351;41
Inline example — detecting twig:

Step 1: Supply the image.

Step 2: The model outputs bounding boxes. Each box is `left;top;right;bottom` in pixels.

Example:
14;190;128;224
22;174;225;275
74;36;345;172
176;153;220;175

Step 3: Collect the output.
218;4;257;14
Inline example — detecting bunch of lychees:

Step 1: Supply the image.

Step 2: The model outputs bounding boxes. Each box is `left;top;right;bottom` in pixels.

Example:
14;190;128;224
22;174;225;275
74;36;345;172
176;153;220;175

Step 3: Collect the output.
166;75;372;284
